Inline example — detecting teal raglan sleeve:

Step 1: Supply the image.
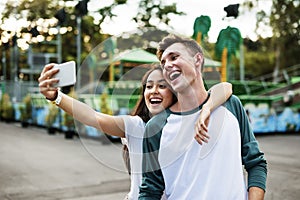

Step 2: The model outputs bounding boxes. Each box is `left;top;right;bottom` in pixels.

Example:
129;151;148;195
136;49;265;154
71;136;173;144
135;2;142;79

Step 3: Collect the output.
138;112;168;200
224;95;268;191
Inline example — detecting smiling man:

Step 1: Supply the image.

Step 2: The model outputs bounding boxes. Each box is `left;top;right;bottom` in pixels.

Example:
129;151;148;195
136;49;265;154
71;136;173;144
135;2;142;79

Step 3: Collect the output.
139;34;267;200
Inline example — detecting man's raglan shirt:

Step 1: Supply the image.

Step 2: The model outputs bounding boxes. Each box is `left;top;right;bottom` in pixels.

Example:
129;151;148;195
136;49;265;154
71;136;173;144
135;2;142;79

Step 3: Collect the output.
139;95;267;200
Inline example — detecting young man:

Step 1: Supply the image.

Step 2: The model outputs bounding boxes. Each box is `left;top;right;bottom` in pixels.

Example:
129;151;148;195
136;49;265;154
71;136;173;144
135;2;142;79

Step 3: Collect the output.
139;34;267;200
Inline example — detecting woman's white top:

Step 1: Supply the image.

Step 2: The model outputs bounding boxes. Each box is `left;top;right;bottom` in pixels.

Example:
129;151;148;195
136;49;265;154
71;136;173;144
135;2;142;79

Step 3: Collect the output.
122;115;145;200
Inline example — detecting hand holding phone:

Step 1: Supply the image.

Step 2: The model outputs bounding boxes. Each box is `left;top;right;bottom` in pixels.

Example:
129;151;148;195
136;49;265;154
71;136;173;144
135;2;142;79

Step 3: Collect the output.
53;61;76;87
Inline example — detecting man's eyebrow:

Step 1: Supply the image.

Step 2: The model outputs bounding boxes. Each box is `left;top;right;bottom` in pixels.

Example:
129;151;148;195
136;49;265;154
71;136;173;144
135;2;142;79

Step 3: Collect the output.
162;51;174;59
161;51;179;62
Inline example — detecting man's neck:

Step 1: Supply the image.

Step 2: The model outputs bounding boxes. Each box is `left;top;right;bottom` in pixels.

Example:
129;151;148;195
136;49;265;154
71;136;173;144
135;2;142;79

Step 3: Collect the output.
171;86;208;113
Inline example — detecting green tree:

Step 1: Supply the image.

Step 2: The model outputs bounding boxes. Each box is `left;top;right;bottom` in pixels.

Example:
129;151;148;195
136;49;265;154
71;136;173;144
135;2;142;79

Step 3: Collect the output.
19;94;32;127
192;15;211;46
91;0;183;33
242;37;275;79
1;0;113;82
1;0;182;82
270;0;300;79
215;26;242;81
133;0;184;28
244;0;300;77
1;0;58;21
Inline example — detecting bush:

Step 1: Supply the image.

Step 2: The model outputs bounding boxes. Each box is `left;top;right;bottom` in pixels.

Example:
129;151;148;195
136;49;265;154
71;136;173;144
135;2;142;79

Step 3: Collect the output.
0;93;14;122
19;94;32;127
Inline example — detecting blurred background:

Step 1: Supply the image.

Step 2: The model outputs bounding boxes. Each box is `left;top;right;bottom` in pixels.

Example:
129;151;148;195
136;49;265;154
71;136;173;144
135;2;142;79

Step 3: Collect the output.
0;0;299;136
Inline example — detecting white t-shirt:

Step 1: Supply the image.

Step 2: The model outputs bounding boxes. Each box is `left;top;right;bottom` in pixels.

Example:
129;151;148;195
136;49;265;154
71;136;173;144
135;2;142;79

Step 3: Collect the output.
158;107;247;199
122;115;167;200
140;95;267;199
122;115;145;200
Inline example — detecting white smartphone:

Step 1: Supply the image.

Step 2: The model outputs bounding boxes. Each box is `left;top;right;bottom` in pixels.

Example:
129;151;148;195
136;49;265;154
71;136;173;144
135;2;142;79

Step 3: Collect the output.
53;61;76;87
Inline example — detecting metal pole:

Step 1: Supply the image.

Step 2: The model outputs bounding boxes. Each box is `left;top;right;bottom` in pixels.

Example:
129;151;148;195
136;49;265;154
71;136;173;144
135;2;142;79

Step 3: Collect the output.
57;25;62;63
28;45;33;83
239;41;245;81
56;25;62;131
1;49;7;94
13;35;18;82
76;16;81;89
10;45;13;80
2;51;6;81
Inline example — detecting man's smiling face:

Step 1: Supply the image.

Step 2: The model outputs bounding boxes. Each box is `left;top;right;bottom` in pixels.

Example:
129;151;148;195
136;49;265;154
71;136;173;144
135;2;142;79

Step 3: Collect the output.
160;43;198;93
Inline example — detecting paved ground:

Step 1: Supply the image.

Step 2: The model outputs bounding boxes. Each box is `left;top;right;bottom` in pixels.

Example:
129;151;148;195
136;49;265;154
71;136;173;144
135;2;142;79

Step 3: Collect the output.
257;133;300;200
0;121;130;200
0;121;300;199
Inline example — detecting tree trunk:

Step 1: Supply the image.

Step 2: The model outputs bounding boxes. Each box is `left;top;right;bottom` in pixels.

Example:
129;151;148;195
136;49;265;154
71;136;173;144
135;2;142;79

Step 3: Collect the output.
196;32;202;45
221;48;228;82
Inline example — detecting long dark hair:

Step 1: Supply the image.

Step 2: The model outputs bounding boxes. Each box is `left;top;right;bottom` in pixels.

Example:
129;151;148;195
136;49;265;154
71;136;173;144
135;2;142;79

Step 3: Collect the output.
131;65;177;122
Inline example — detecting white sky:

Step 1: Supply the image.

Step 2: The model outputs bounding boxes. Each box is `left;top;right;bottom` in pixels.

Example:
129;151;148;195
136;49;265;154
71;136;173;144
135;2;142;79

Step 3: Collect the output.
0;0;273;43
91;0;273;42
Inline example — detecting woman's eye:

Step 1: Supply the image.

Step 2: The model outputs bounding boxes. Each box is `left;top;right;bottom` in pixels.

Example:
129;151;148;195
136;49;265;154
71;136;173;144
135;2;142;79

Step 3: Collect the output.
159;84;167;89
146;85;153;89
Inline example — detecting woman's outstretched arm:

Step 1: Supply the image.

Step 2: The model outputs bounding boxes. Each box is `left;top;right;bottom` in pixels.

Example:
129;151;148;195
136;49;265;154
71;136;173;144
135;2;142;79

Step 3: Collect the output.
38;63;126;137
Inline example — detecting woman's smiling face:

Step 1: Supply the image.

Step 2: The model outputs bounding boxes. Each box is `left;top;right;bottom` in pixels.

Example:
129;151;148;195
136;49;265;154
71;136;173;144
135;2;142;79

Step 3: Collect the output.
144;69;174;116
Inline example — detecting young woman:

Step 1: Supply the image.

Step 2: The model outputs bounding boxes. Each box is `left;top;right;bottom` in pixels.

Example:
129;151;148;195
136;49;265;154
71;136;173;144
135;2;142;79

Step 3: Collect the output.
38;64;232;200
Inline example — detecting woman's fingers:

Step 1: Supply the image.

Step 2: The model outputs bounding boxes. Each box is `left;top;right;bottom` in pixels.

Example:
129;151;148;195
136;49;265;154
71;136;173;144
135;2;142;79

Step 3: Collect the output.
194;123;210;145
41;63;55;75
194;131;208;145
38;65;59;82
38;64;60;100
194;135;203;145
196;121;208;133
39;76;59;89
195;118;209;135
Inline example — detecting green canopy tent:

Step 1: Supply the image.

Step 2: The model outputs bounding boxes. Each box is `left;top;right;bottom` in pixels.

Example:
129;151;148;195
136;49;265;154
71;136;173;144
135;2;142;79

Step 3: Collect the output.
98;48;221;81
113;48;221;67
110;49;159;81
97;49;158;81
114;48;159;63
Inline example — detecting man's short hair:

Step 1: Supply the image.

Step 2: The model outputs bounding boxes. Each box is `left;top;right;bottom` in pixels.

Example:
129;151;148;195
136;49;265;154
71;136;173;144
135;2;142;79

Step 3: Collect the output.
156;34;204;61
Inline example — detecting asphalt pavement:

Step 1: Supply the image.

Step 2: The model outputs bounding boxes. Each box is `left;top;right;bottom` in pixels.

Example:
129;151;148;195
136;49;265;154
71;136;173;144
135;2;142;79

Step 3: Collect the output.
0;121;300;200
0;121;130;200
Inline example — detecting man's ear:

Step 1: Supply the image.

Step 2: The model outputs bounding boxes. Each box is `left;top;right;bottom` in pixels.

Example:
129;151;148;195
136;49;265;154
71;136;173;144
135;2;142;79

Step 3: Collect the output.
194;53;203;68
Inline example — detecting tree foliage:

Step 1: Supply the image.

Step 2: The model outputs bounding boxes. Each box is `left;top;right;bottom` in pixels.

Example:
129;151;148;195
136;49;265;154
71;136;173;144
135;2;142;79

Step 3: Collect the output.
1;0;60;26
133;0;184;28
192;15;211;46
0;0;182;81
215;26;241;60
245;0;300;69
270;0;300;68
215;26;242;81
242;37;275;79
244;49;275;79
238;0;299;80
